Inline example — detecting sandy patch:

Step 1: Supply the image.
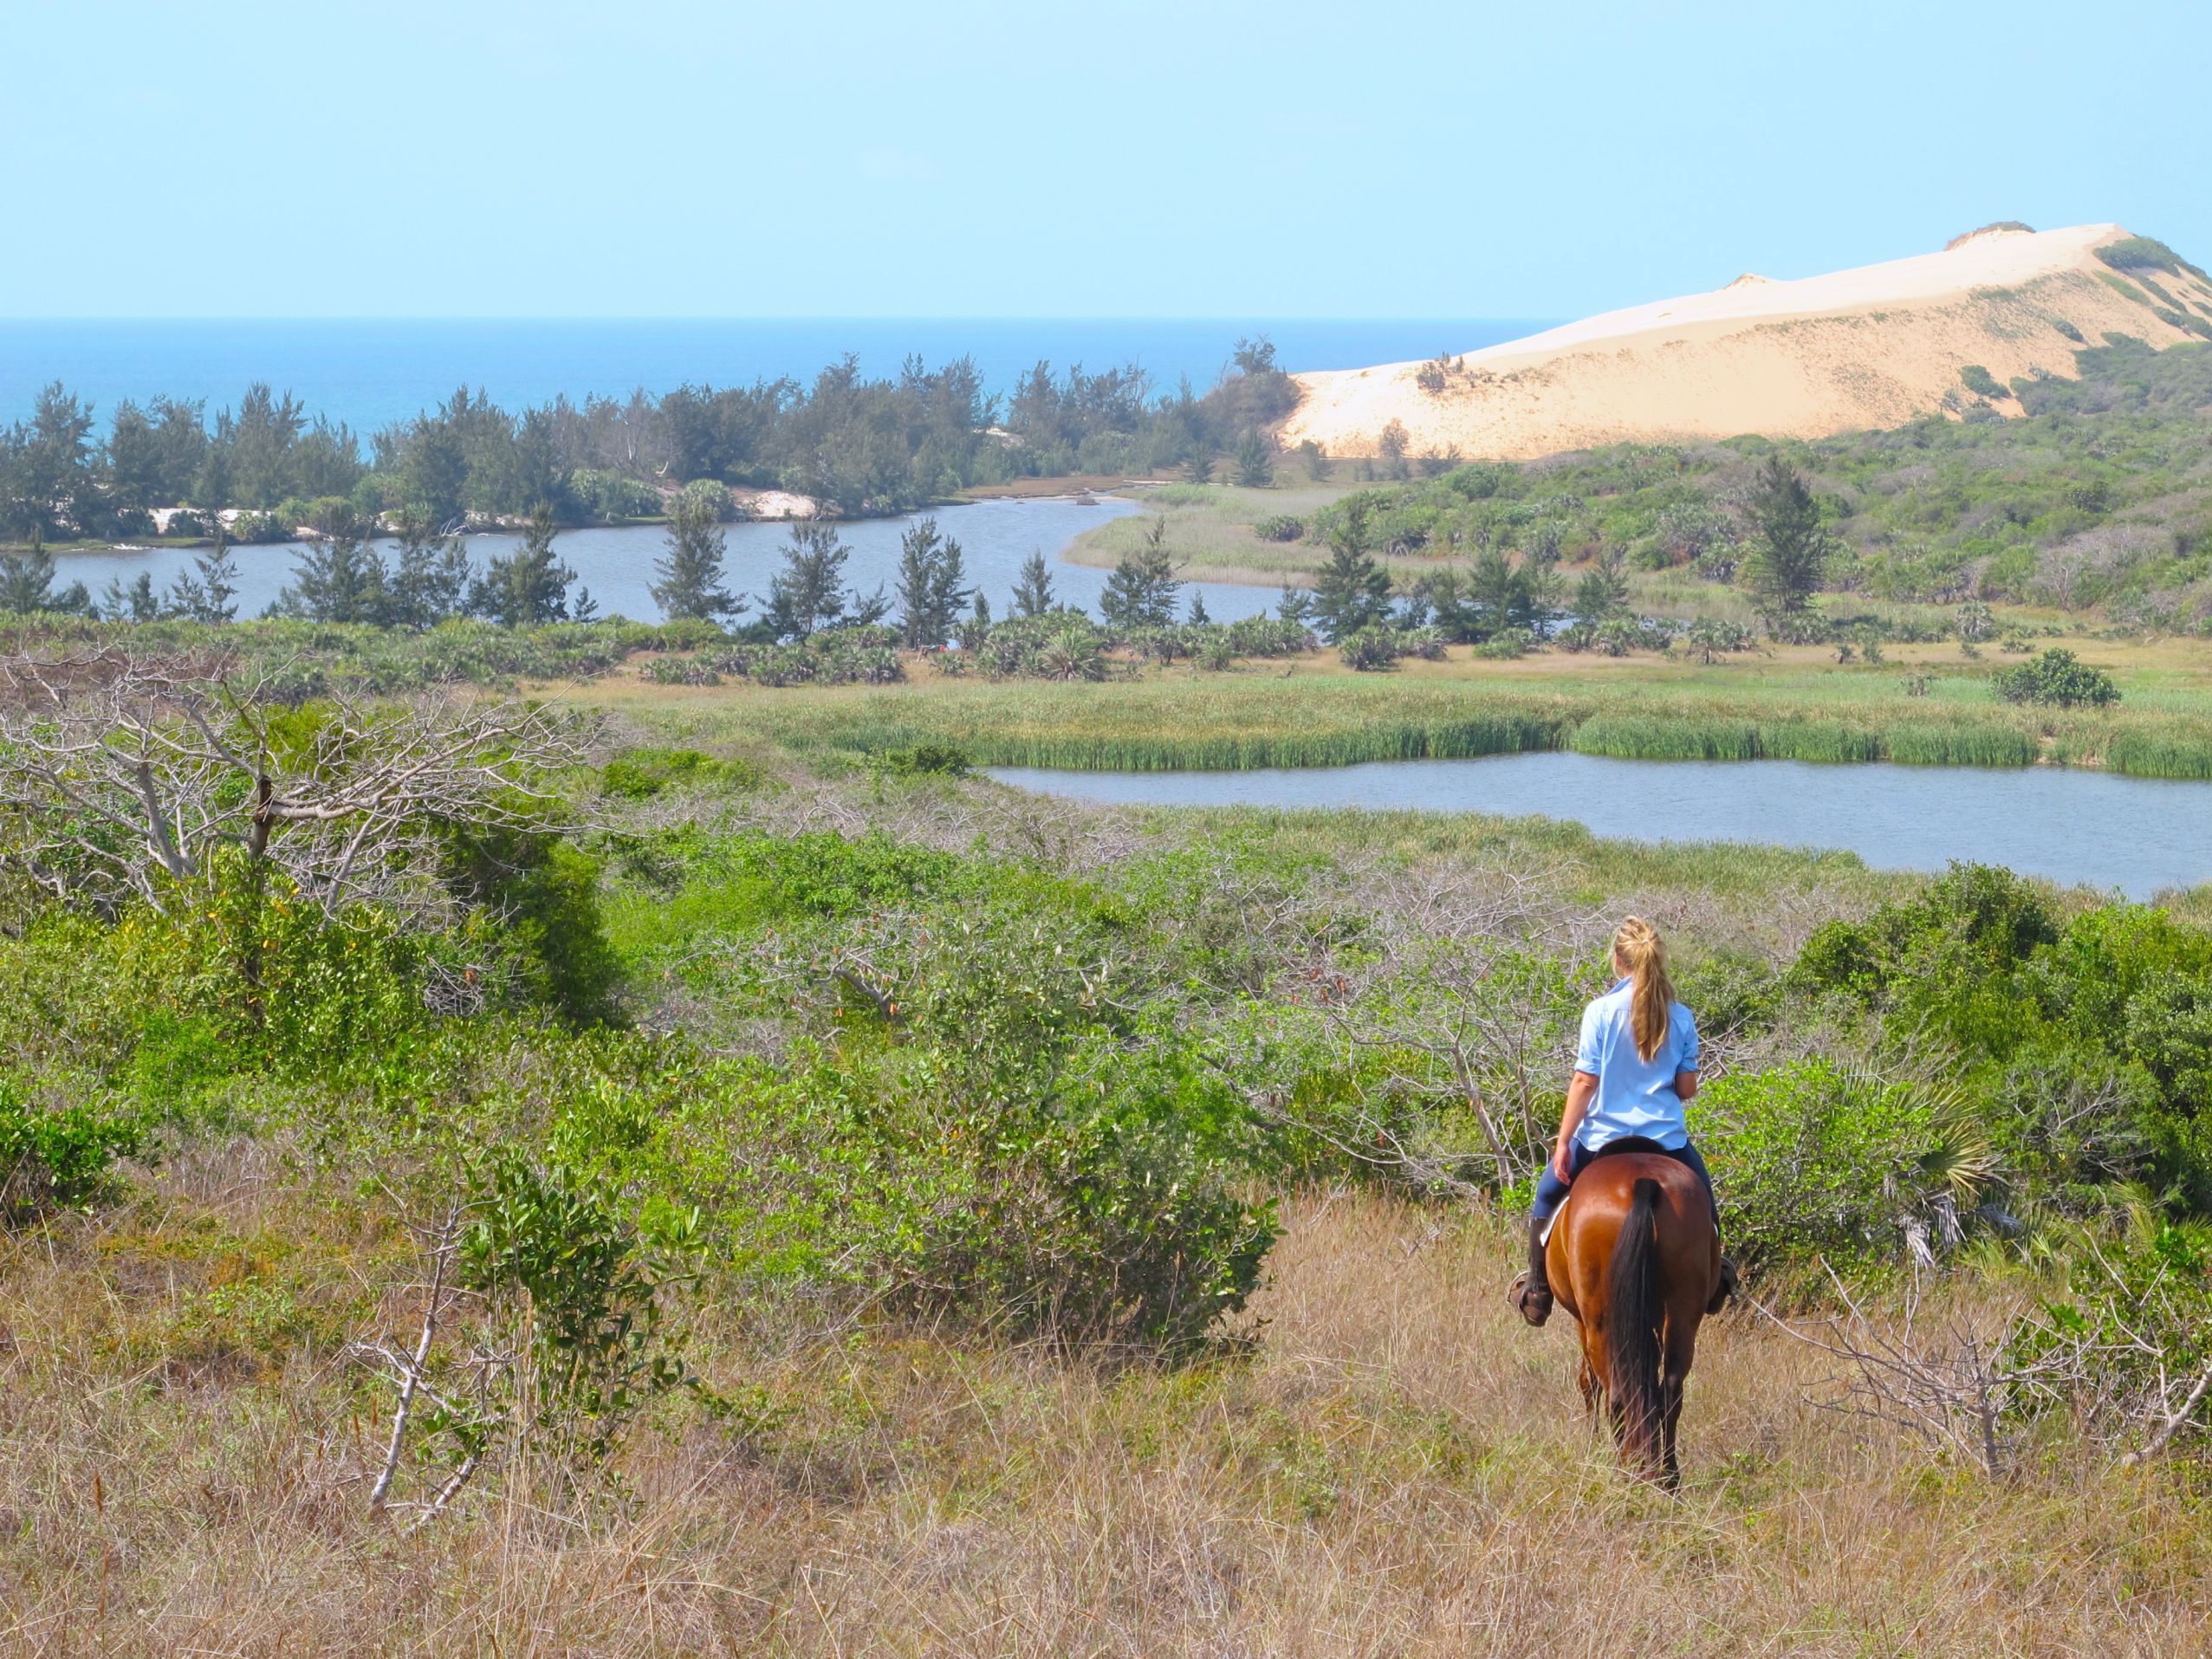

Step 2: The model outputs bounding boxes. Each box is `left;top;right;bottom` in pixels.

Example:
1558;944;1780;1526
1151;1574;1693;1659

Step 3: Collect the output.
1282;224;2212;459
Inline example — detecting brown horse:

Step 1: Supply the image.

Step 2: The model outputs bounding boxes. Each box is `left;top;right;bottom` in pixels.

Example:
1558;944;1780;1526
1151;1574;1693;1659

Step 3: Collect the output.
1545;1144;1724;1486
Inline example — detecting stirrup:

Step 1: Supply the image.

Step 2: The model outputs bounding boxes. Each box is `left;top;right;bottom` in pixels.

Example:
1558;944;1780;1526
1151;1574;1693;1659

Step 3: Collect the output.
1508;1272;1553;1326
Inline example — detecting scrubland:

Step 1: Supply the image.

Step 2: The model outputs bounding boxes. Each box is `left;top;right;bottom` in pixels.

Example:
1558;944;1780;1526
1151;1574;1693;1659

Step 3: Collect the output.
3;719;2211;1655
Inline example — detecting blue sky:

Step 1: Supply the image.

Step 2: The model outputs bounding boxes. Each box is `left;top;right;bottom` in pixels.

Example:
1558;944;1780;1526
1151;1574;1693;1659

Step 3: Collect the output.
5;0;2207;319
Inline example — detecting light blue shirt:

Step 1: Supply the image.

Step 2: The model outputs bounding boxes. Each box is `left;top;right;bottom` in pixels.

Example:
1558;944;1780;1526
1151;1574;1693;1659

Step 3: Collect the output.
1573;977;1699;1150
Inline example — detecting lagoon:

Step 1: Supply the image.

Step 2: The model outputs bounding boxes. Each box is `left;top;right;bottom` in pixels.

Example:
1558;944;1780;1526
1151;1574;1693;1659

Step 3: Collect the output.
989;752;2212;898
48;495;1282;625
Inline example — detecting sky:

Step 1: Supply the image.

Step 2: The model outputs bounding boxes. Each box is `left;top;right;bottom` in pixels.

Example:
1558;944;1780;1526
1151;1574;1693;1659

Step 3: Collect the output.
5;0;2209;320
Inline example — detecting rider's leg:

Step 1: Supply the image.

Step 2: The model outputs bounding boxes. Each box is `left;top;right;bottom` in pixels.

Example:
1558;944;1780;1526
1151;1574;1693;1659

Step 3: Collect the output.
1511;1149;1582;1326
1670;1140;1720;1228
1670;1139;1739;1309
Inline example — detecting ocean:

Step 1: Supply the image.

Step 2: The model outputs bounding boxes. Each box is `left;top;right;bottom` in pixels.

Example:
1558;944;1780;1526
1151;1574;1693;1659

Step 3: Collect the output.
0;318;1548;433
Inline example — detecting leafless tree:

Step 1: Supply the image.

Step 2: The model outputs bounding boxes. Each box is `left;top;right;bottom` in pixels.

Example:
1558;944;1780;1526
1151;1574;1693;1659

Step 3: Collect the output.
1756;1270;2083;1480
0;648;591;923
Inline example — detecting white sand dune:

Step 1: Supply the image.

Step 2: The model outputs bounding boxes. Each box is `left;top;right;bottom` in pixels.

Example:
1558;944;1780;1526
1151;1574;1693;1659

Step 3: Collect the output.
1281;224;2212;460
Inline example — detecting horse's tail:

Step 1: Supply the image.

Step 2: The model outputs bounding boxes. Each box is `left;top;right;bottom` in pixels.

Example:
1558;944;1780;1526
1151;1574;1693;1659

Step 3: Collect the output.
1605;1176;1666;1465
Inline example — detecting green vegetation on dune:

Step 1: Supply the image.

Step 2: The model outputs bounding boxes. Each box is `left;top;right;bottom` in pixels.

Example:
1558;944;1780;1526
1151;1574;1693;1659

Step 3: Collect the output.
1096;339;2212;637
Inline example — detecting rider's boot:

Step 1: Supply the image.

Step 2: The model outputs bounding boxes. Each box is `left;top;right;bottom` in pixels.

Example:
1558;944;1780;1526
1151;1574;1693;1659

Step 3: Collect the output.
1508;1215;1554;1326
1709;1251;1741;1314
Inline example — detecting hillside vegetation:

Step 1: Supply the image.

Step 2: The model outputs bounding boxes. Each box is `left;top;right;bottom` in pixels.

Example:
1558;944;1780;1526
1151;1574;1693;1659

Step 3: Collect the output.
1071;337;2212;652
2;655;2212;1649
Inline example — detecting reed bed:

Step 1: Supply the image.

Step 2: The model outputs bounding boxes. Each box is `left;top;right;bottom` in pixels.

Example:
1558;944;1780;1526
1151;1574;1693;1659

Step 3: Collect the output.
704;674;2212;779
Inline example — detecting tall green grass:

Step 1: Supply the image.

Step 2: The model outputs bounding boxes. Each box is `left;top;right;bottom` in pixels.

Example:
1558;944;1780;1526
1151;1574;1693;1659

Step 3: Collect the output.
710;676;2212;779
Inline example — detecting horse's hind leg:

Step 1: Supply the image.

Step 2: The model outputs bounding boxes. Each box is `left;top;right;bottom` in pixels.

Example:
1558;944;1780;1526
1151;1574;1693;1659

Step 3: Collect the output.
1659;1319;1699;1489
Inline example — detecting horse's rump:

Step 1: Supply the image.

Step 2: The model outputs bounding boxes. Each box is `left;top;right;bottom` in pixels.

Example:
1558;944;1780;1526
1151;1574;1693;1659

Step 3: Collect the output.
1547;1152;1719;1484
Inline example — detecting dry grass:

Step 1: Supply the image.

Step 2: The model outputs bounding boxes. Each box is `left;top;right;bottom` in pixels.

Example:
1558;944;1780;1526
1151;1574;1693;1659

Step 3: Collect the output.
4;1169;2207;1656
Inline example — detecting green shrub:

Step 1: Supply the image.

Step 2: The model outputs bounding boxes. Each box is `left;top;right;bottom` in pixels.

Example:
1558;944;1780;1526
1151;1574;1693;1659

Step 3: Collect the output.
2097;236;2208;280
1338;625;1402;672
0;1078;140;1214
1959;364;2008;400
600;746;759;800
1253;515;1307;542
645;655;722;686
463;1147;704;1457
2051;317;2086;343
873;742;971;777
1993;649;2119;708
1471;628;1533;660
676;478;734;522
1693;1058;1989;1270
571;470;665;523
2008;1224;2212;1453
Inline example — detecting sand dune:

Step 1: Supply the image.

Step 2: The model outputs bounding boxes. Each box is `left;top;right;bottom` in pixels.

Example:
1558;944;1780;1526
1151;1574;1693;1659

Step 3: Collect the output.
1281;224;2212;460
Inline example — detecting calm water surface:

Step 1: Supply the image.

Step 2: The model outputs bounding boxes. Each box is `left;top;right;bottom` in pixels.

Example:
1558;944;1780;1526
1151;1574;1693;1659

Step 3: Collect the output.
49;495;1280;624
989;753;2212;898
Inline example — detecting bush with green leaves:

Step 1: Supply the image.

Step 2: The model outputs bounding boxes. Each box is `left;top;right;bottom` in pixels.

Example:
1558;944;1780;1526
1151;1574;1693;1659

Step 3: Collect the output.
1338;625;1403;671
1253;515;1306;542
0;1079;140;1215
1993;649;2120;708
2097;236;2208;280
599;746;760;801
462;1145;707;1460
1789;865;2212;1211
1692;1058;1994;1271
569;470;666;523
1960;364;2009;400
714;624;905;687
2006;1223;2212;1455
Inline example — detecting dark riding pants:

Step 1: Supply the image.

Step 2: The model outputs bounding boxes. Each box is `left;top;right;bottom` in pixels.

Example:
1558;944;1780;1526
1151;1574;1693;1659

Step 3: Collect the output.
1530;1137;1718;1228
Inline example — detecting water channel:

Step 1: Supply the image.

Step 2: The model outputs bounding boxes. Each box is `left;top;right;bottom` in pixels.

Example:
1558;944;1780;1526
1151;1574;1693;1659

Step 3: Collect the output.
48;494;1281;625
989;751;2212;898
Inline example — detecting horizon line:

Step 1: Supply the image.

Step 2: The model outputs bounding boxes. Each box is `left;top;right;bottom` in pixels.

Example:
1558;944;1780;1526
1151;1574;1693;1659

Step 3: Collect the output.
1;314;1561;327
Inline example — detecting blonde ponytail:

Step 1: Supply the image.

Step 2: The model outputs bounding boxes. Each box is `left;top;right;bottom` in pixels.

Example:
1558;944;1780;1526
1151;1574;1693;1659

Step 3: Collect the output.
1614;917;1675;1063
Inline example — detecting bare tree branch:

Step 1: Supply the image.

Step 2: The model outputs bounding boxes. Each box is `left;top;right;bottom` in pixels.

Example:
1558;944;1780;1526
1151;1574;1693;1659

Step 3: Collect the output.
0;648;592;920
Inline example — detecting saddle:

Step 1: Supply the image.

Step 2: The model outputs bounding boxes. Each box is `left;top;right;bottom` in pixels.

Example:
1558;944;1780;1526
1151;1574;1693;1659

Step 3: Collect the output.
1540;1136;1676;1247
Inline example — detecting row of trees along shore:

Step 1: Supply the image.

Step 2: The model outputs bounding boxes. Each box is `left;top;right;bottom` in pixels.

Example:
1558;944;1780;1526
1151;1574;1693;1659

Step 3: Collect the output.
0;444;1845;649
0;340;1301;541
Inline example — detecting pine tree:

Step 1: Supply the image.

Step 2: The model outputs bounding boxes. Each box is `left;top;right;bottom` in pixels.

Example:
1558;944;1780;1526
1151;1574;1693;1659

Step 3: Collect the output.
276;530;389;623
166;528;239;623
764;522;887;639
99;571;161;621
892;516;970;646
1234;429;1275;488
1378;419;1411;481
1099;517;1181;632
1572;548;1630;624
1311;542;1391;642
469;502;575;625
1742;453;1832;623
1011;548;1055;618
651;493;743;621
0;533;57;613
1187;589;1210;625
389;519;472;629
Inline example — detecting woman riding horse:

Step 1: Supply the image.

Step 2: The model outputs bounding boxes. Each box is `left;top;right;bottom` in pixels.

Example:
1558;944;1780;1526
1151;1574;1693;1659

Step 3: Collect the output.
1508;918;1739;1481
